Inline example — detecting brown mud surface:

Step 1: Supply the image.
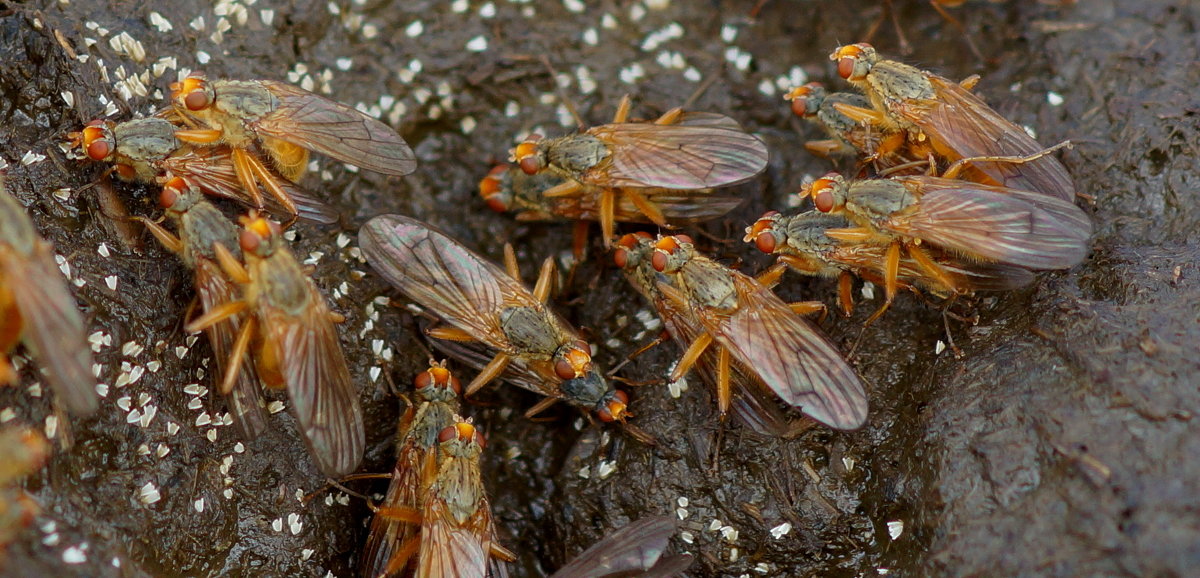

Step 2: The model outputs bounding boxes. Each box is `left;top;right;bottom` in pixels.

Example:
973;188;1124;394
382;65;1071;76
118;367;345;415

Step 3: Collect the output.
0;0;1196;576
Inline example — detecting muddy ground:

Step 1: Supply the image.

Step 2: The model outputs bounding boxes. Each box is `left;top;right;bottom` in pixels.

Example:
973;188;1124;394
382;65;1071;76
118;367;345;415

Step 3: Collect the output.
0;0;1196;576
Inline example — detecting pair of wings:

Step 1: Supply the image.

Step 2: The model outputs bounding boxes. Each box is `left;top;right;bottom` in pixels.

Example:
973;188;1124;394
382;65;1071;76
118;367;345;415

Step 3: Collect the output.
550;516;692;578
888;176;1092;269
903;75;1077;202
244;80;417;177
0;238;97;416
255;274;364;477
620;246;813;438
581;111;769;190
665;258;868;431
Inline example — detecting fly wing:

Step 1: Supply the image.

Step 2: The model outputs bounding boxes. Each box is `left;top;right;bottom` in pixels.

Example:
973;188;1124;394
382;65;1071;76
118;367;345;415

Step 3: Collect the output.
633;191;742;223
550;516;681;578
259;289;364;477
590;123;768;189
898;182;1091;269
418;498;491;578
674;111;744;129
163;147;338;224
360;215;539;350
653;281;811;438
697;273;867;430
361;442;433;578
254;80;417;176
912;76;1076;202
193;258;269;440
0;244;98;416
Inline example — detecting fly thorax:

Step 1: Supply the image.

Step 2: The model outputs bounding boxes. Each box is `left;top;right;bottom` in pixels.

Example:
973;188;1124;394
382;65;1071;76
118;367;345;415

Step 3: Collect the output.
682;261;738;312
213;81;275;144
113;119;177;167
849;180;911;219
872;61;936;101
499;306;561;355
547;134;609;174
257;253;312;312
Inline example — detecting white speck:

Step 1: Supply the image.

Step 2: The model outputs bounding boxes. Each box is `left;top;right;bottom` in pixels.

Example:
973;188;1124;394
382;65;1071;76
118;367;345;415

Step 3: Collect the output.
268;401;286;414
843;456;856;472
26;383;40;397
721;525;739;541
148;12;173;32
720;24;738;43
0;409;15;423
289;512;303;534
878;569;892;575
62;546;87;564
335;57;352;71
466;35;488;52
44;415;58;439
597;460;618;479
563;0;585;12
336;493;350;506
167;422;180;435
1047;91;1064;106
197;50;210;64
755;563;771;574
460;116;477;134
156;444;170;458
629;3;646;21
577;465;591;479
479;2;496;17
260;9;275;25
272;518;283;532
1023;125;1038;139
861;281;875;300
676;507;688;520
103;275;119;290
680;531;694;543
708;519;723;532
43;533;60;546
677;496;689;508
887;520;904;540
645;0;669;8
729;547;739;562
183;383;206;395
52;187;72;202
582;27;598;46
126;409;143;424
223;488;234;499
935;340;946;355
369;366;382;382
758;79;776;97
683;66;702;82
186;397;204;410
206;429;218;442
146;360;162;373
21;151;46;166
301;548;315;561
619;63;645;84
120;341;141;356
451;0;469;12
405;20;423;37
195;412;212;426
138;482;161;505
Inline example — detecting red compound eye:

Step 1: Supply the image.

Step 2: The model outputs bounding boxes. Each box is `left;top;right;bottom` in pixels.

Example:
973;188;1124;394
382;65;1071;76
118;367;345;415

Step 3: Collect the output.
755;231;777;253
598;390;630;422
814;189;835;213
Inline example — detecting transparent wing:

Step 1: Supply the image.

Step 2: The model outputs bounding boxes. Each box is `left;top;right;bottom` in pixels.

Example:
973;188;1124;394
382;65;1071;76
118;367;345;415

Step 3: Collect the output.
360;215;540;351
254;80;417;176
193;258;269;440
896;178;1091;269
551;516;683;578
418;495;492;578
588;123;768;189
259;288;364;477
694;273;868;430
162;146;338;224
0;244;97;415
911;76;1076;202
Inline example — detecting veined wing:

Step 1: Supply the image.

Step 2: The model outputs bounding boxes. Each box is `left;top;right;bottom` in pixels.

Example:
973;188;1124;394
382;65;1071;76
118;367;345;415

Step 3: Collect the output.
550;516;688;578
895;181;1090;269
258;289;364;477
360;215;543;351
913;76;1076;202
194;258;269;440
693;273;867;430
162;147;338;224
589;123;768;189
0;243;97;415
254;80;417;176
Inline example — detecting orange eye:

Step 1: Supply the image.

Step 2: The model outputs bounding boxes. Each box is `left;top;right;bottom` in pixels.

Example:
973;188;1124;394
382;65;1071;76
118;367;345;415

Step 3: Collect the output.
160;178;186;208
613;247;629;268
86;139;111;161
814;189;835;213
554;358;577;380
598;390;630;422
837;57;856;80
791;97;809;117
473;430;486;449
414;369;432;389
437;425;457;443
184;90;210;111
483;194;508;213
239;229;261;253
756;231;777;254
518;156;541;175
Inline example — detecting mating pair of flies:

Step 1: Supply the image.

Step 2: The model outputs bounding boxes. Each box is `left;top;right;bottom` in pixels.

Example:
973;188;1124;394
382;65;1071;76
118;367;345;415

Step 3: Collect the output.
67;73;419;477
357;361;691;578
